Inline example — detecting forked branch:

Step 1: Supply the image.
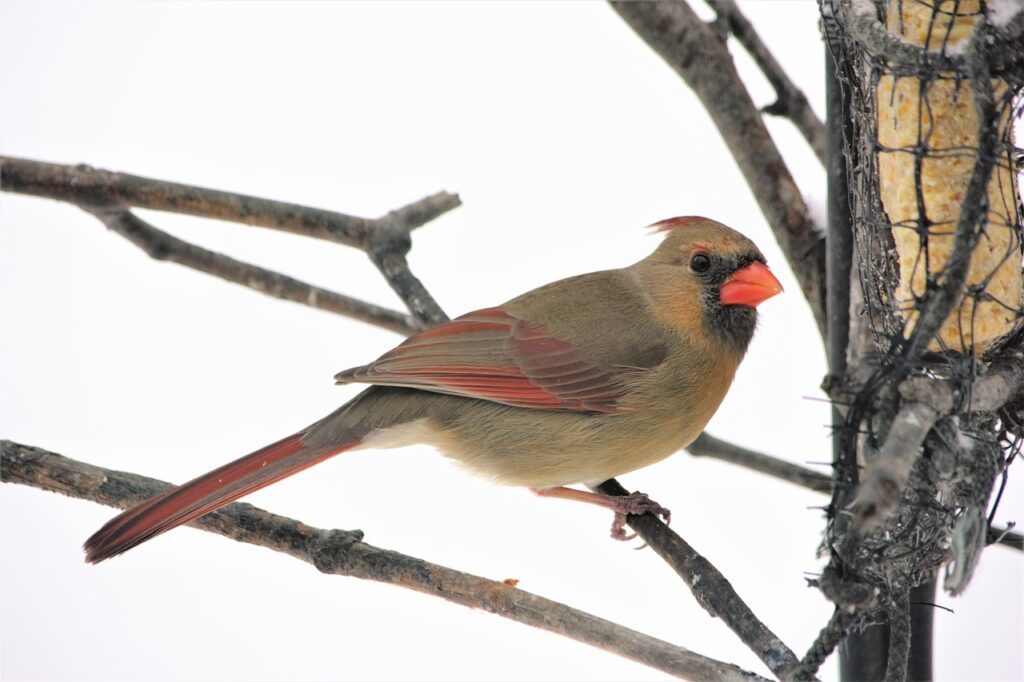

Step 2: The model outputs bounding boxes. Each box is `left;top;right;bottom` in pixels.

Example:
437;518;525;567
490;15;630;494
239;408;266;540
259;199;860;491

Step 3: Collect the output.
704;0;827;165
0;156;459;332
0;440;768;682
609;0;828;341
595;479;801;680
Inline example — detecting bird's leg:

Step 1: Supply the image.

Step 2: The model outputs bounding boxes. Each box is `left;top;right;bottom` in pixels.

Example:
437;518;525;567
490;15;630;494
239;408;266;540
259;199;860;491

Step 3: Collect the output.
530;487;671;540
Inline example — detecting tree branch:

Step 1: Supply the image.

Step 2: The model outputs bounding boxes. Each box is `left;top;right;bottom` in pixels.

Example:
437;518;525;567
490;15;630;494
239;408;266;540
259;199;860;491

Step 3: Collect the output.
594;478;801;680
0;440;770;682
0;156;458;248
688;432;1022;551
609;0;827;341
989;526;1023;551
82;205;417;334
849;379;952;531
365;216;450;328
0;156;459;332
687;432;832;494
847;350;1024;537
704;0;827;166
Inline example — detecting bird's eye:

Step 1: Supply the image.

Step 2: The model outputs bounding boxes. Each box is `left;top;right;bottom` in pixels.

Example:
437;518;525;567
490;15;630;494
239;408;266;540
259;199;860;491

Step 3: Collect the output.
690;253;711;273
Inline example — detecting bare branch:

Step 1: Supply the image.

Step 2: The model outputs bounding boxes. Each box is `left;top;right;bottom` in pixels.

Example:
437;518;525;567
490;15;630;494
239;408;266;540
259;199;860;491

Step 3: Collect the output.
379;191;467;236
82;205;417;334
971;343;1024;412
687;432;832;493
0;156;460;332
850;379;952;530
366;218;450;327
594;478;801;680
609;0;827;341
1;440;770;682
0;156;459;248
844;361;1024;544
689;431;1022;552
704;0;827;165
989;526;1023;551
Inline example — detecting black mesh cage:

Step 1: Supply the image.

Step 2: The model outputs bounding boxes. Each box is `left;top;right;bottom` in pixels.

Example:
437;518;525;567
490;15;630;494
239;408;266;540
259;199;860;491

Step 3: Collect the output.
833;0;1022;359
821;0;1023;608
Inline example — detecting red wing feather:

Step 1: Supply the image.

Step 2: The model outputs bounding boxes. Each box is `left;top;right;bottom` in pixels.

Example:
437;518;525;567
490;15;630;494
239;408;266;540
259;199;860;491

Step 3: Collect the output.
335;308;635;413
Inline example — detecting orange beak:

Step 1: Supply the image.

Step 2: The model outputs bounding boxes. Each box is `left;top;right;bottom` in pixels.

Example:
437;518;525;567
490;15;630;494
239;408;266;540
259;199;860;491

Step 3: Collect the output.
719;261;783;307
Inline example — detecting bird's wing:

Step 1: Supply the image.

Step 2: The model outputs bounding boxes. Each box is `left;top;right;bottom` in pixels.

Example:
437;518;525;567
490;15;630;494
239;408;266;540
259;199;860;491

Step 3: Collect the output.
335;307;653;413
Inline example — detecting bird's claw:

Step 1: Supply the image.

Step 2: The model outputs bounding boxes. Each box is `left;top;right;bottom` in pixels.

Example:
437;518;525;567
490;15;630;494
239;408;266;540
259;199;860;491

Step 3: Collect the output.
608;491;671;541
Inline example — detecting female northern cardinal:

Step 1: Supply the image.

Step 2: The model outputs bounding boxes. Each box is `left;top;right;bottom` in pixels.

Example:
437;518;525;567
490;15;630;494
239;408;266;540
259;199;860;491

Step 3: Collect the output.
85;217;782;562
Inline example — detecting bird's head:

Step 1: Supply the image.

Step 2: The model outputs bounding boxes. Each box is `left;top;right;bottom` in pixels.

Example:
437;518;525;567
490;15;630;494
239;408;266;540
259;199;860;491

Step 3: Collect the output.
636;216;783;356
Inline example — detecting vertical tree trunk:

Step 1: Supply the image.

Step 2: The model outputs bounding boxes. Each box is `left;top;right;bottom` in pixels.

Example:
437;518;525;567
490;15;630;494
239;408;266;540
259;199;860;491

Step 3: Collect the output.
824;37;880;682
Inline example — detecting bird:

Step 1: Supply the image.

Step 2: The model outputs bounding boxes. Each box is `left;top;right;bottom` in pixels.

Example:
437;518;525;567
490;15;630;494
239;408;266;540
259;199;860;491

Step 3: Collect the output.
84;216;783;563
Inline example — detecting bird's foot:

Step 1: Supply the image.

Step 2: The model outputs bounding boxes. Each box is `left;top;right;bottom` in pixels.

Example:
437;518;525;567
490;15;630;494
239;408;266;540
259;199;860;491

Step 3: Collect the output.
608;491;671;541
529;486;671;542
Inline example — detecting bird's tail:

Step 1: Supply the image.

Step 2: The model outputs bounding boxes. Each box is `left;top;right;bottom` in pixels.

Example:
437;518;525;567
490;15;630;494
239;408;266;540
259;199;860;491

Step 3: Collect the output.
83;425;357;563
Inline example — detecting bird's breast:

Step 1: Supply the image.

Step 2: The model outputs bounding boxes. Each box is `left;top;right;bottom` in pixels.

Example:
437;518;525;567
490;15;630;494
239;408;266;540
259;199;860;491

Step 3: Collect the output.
409;364;735;489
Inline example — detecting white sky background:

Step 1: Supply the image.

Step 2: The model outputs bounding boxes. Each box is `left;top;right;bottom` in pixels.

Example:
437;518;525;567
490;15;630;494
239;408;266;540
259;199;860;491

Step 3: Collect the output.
1;1;1021;680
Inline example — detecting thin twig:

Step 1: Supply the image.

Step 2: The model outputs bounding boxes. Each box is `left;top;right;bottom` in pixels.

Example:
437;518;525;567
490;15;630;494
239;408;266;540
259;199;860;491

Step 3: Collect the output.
609;0;827;341
0;156;459;248
687;432;832;493
688;430;1022;551
82;205;417;334
0;440;770;682
989;527;1023;551
0;156;460;333
594;478;801;680
704;0;826;165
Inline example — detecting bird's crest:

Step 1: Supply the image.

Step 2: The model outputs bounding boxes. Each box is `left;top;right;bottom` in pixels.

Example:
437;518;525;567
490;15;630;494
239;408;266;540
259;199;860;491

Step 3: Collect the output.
647;216;709;233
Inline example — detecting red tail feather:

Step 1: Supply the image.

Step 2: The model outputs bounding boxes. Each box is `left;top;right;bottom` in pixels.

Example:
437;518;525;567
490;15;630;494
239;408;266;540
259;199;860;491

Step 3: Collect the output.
84;432;356;563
